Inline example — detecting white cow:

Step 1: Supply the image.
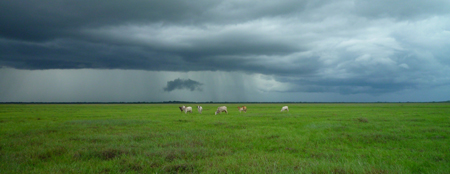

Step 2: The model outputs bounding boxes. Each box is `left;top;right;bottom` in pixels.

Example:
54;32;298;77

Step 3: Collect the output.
215;106;228;115
184;106;193;114
238;106;247;113
281;106;289;112
197;106;203;114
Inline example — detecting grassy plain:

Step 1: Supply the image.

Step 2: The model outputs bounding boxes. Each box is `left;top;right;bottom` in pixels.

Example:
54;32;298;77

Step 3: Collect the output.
0;103;449;173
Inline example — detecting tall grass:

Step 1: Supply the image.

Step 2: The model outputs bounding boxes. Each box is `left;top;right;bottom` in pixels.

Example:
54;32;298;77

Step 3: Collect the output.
0;103;449;173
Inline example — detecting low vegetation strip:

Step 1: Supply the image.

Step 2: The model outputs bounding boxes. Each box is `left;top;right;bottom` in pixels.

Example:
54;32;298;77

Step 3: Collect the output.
0;103;449;173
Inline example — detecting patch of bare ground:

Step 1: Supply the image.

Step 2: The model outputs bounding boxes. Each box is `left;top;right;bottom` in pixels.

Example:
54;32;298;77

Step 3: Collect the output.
356;117;368;123
163;163;197;173
73;148;130;160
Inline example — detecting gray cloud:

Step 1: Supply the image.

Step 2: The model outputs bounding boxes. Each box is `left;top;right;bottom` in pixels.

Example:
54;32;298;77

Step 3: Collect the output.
1;0;450;98
163;78;203;92
354;0;450;20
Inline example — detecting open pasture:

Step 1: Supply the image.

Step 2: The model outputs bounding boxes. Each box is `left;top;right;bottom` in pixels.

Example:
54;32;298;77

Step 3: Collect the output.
1;103;449;173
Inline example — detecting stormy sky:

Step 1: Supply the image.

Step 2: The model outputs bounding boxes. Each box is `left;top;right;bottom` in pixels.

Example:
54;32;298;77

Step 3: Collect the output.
1;0;449;102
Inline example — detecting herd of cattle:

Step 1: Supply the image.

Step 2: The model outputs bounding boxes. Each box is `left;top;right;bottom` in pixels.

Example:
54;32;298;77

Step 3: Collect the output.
178;105;289;114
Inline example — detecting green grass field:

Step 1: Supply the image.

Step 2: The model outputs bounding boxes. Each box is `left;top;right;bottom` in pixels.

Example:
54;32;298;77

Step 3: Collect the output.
1;103;449;173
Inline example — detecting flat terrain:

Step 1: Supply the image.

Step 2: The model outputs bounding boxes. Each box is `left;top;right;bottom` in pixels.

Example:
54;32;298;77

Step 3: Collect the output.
0;103;449;173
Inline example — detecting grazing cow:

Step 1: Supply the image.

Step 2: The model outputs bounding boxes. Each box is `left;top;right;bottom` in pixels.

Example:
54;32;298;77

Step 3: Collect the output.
185;106;193;114
197;106;203;114
179;105;186;112
215;106;228;115
281;106;289;112
238;106;247;113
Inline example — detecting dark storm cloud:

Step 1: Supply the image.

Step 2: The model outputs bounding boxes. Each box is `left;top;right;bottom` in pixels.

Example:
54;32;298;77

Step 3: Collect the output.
1;0;449;96
163;78;203;92
0;0;219;41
